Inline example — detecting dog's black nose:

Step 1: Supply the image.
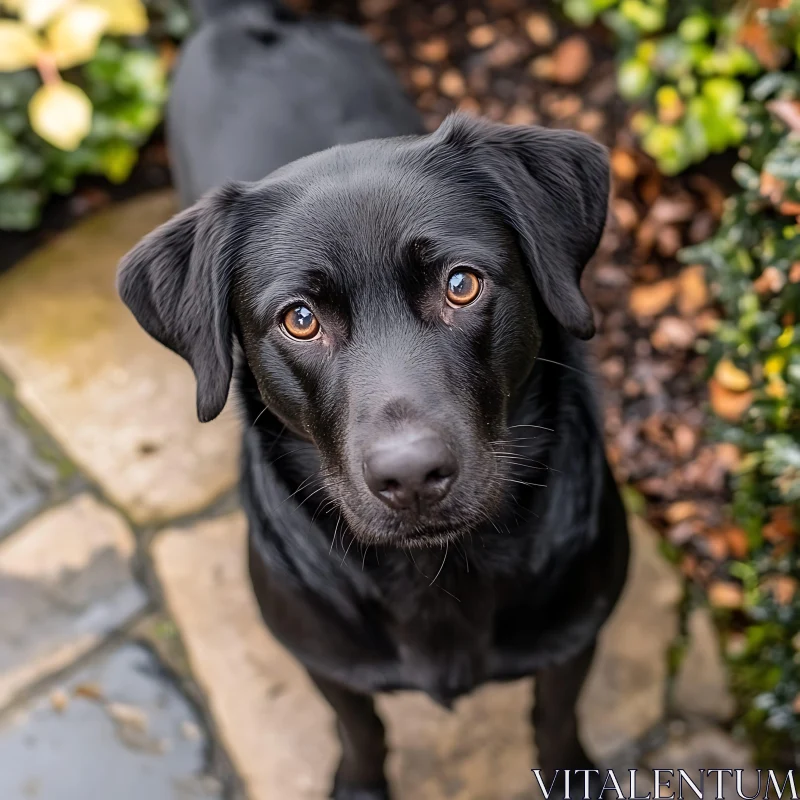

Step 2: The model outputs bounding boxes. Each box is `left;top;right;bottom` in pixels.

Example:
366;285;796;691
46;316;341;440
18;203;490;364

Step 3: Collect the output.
363;430;457;512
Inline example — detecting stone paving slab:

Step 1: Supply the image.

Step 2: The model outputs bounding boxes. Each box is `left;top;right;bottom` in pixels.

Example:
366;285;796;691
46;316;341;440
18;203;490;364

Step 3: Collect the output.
673;608;735;723
580;516;682;761
0;399;60;539
0;643;222;800
154;512;685;800
0;192;240;525
0;494;146;711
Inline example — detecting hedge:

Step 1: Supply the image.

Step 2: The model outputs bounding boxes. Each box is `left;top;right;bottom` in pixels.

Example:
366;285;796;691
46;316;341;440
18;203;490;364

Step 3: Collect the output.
562;0;800;762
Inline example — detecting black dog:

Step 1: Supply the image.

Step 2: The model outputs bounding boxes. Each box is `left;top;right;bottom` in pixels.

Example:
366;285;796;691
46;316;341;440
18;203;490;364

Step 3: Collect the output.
118;1;630;798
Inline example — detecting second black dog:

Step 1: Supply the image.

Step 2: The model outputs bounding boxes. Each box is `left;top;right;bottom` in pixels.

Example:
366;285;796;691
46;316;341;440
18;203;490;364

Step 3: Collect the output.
118;2;630;798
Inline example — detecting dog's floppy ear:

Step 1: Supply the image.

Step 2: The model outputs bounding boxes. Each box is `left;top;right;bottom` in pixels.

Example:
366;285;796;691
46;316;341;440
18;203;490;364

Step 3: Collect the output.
434;114;609;339
117;182;245;422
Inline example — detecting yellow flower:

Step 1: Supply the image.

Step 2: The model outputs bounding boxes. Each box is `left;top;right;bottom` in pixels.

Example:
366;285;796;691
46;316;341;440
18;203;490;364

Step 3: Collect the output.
765;376;787;400
764;355;785;378
777;326;794;349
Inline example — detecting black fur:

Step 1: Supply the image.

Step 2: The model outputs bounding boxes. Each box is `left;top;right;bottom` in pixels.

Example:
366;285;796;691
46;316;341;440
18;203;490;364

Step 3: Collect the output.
118;5;630;799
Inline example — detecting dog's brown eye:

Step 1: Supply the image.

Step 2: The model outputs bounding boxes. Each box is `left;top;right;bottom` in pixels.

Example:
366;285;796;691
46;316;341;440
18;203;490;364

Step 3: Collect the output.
282;305;320;340
446;270;481;307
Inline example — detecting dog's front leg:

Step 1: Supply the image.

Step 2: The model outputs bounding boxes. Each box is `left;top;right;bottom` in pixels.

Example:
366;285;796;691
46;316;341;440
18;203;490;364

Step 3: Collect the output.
532;643;602;800
310;672;390;800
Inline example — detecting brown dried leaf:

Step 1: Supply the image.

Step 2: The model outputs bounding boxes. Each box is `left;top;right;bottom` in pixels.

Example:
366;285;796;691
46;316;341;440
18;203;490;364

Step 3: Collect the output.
414;37;449;63
550;36;592;85
523;12;555;46
665;500;700;525
467;24;496;48
629;279;676;318
439;68;466;97
709;581;744;609
737;19;784;70
612;197;639;231
708;378;753;422
724;526;750;559
677;265;710;315
651;316;696;351
610;148;638;182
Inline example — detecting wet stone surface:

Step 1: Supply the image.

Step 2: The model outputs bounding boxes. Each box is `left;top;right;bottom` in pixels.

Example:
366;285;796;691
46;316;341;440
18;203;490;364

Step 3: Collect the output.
0;399;59;539
0;494;147;711
0;191;240;526
0;643;223;800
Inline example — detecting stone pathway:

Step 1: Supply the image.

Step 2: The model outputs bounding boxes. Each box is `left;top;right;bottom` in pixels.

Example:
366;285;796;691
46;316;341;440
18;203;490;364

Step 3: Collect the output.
0;193;749;799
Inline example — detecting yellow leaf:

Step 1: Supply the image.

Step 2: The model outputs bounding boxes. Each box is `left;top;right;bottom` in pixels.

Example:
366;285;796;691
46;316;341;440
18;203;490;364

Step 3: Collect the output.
714;358;751;392
0;20;43;71
29;81;92;150
47;3;108;69
84;0;147;36
21;0;70;29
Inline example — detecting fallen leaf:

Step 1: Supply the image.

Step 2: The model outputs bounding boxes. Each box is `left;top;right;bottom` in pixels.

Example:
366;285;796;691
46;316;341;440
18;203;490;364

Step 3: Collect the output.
467;24;496;48
651;316;696;350
629;279;676;318
550;36;592;85
485;38;526;69
709;581;744;609
50;688;69;713
529;55;554;79
793;694;800;715
709;378;753;422
612;197;639;231
665;500;700;525
724;526;750;559
611;148;638;181
647;194;696;225
714;359;751;391
673;424;697;458
524;12;555;46
677;265;709;315
414;37;449;62
107;702;148;733
74;682;104;701
504;104;538;126
790;262;800;283
439;68;465;97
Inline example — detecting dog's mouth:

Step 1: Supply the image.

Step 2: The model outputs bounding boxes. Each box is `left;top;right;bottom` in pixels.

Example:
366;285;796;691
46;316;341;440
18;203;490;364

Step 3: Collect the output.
327;475;499;550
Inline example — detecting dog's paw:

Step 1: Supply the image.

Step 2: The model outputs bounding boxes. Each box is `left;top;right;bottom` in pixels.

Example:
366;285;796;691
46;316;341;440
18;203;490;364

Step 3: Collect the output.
331;776;391;800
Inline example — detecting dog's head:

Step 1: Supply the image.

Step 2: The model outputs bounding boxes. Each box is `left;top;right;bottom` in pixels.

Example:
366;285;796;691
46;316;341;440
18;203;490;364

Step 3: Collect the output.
118;115;608;546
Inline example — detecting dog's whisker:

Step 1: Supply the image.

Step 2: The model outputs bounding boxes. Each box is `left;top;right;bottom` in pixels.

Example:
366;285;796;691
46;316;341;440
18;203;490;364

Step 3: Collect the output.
429;541;448;587
534;355;590;376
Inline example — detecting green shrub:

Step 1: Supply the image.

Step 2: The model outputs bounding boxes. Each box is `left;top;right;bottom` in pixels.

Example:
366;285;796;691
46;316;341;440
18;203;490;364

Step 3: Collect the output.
682;61;800;755
560;0;790;174
0;0;190;230
563;0;800;759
